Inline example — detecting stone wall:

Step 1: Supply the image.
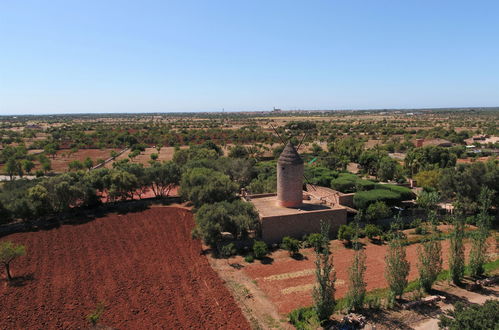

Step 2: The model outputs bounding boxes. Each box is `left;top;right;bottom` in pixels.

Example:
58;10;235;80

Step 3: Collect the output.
261;208;347;243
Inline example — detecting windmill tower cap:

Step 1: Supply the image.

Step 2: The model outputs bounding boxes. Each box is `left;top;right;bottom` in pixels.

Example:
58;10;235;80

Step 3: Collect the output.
278;142;304;165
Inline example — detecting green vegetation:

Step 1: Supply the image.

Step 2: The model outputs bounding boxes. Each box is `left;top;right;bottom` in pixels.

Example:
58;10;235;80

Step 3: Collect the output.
86;302;106;327
252;241;268;259
346;245;367;311
312;221;335;324
448;212;465;285
180;167;238;208
384;225;410;299
469;188;493;277
365;201;392;221
281;236;301;256
0;241;26;281
417;215;443;292
193;200;258;248
439;300;499;330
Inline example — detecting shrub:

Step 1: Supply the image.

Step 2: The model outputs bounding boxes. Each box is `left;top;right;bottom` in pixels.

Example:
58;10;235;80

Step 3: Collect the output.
281;236;301;256
306;233;326;253
244;254;254;263
355;180;376;191
86;302;105;326
338;224;355;243
288;307;319;330
364;224;382;241
253;241;268;259
330;177;357;193
365;201;392;221
220;243;236;258
305;166;339;187
353;189;401;209
375;184;415;200
439;300;499;330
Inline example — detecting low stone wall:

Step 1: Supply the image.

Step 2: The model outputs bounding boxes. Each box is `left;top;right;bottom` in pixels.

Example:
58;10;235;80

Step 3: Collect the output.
261;208;347;243
338;193;354;208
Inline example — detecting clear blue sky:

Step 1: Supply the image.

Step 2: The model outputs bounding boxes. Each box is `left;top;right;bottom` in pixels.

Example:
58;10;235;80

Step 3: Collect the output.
1;1;498;114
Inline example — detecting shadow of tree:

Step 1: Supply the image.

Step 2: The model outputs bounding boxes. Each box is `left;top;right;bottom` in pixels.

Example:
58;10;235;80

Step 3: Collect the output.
6;273;35;287
260;256;274;265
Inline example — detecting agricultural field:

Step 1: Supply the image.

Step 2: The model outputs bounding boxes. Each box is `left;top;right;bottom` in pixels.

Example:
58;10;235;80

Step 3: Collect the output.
0;109;498;329
238;231;496;314
0;207;248;329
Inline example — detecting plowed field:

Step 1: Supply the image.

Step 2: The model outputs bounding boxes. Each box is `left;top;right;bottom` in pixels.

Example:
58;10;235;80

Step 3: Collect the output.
0;207;248;329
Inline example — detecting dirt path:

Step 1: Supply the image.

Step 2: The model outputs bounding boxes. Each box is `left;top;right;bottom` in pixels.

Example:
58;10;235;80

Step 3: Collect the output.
412;282;499;330
209;256;292;330
0;207;249;329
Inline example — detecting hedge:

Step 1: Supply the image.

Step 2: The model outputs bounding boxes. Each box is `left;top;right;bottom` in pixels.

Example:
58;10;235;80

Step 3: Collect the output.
353;189;401;209
331;177;357;193
355;180;376;191
375;184;415;200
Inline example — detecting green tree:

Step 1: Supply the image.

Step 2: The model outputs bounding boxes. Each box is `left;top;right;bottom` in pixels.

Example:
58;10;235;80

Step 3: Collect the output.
365;201;392;222
312;221;335;323
413;169;441;189
469;187;493;277
22;159;35;175
43;143;57;159
378;156;397;181
228;145;249;158
5;158;22;180
155;143;163;154
108;170;139;201
145;161;181;198
449;211;465;285
150;153;158;161
193;200;258;248
0;241;26;281
180;167;237;208
364;224;382;241
253;240;268;259
68;160;84;171
384;227;410;299
346;233;367;311
417;218;443;292
338;224;355;244
281;236;301;256
83;157;94;170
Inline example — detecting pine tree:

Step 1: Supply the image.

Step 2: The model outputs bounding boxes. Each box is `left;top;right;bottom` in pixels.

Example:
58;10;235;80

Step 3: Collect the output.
312;221;336;323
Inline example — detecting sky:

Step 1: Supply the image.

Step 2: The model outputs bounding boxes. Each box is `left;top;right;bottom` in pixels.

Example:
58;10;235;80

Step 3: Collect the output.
1;1;499;115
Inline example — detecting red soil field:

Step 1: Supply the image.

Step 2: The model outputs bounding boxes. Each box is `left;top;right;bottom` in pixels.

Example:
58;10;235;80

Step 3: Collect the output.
37;148;121;173
0;207;248;329
242;236;496;314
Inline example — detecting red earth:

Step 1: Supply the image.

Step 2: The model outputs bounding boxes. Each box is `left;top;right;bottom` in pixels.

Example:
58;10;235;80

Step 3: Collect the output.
0;207;249;329
242;235;496;314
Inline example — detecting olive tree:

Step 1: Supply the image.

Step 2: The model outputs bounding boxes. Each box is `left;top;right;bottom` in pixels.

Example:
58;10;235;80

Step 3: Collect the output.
0;241;26;281
180;167;237;208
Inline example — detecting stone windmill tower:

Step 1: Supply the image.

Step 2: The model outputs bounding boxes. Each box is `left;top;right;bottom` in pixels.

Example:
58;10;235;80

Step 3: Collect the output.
277;142;304;207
